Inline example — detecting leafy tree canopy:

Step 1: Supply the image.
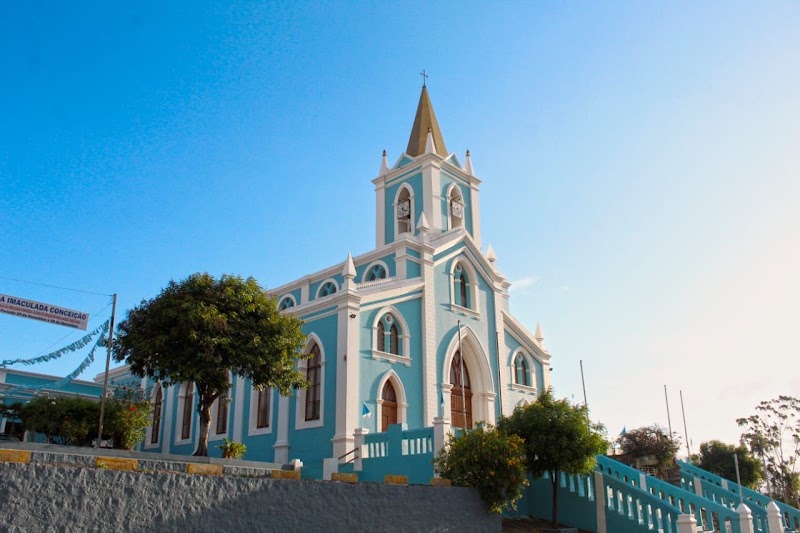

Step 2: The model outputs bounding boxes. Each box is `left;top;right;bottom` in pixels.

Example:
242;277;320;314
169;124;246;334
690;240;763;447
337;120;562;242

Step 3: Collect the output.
618;425;680;475
738;395;800;505
499;389;608;527
114;273;308;455
434;423;529;514
693;440;762;489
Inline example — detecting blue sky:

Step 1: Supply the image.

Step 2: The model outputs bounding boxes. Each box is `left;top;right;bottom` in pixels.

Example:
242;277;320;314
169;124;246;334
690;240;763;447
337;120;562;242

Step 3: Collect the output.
1;1;798;450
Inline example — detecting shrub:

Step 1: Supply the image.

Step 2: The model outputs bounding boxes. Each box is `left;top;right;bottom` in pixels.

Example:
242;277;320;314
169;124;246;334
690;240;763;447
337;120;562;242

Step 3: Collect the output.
218;438;247;459
434;424;528;513
105;387;152;450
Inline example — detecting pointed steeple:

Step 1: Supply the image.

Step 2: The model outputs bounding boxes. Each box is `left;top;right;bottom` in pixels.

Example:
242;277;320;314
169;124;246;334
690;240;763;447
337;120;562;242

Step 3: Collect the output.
342;253;356;279
535;322;544;342
485;244;496;268
406;85;448;157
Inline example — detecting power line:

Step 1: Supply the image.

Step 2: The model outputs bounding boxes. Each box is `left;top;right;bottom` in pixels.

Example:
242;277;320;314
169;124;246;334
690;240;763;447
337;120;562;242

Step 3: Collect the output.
0;275;111;297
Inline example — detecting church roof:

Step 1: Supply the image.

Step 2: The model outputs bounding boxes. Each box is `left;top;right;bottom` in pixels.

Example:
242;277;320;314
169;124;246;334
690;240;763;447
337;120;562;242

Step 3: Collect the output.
406;85;448;157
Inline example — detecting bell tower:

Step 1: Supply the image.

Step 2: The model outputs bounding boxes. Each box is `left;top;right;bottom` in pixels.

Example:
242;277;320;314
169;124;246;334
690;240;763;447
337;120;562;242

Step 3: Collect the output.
373;84;482;248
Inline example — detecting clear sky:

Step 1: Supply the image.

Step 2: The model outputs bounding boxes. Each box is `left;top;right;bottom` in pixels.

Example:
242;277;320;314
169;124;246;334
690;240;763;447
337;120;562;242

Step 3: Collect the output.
1;1;798;452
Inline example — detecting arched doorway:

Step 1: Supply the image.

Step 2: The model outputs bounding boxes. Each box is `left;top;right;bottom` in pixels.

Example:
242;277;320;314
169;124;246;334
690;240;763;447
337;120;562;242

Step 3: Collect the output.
381;380;398;431
450;350;473;429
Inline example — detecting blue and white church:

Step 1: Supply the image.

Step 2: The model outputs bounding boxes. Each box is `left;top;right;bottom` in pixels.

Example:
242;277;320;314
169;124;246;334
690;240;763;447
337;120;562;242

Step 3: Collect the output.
104;85;552;475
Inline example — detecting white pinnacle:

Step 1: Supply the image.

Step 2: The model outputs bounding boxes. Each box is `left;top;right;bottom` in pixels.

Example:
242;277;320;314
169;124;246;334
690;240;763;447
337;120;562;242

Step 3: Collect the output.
424;128;436;155
342;252;356;279
465;150;474;176
379;149;389;176
535;322;544;342
486;244;496;264
416;212;430;233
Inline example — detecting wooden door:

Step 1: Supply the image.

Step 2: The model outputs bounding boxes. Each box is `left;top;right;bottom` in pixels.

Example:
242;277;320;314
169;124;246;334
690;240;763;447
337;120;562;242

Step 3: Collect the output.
381;381;398;432
450;350;473;429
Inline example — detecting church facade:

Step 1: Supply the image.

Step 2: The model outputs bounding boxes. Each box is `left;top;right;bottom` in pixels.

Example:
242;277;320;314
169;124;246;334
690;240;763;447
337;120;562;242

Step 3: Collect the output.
110;86;552;471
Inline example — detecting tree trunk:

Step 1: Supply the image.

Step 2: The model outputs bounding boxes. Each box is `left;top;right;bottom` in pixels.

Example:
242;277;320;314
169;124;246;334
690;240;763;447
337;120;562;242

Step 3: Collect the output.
551;469;559;528
194;402;211;456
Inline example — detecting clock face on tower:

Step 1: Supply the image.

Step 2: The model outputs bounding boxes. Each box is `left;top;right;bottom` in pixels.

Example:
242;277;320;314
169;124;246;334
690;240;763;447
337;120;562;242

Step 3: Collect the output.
451;200;463;219
397;200;410;219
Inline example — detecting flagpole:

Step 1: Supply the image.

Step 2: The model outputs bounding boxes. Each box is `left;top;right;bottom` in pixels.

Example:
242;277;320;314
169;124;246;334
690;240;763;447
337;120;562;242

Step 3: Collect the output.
457;321;466;429
664;385;673;438
96;293;117;448
579;360;588;407
680;389;691;458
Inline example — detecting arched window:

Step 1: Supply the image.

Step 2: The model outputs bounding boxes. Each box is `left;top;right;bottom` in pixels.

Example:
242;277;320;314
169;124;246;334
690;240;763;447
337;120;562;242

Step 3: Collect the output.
454;264;470;308
450;350;473;429
318;281;337;298
395;186;413;235
180;383;194;441
279;296;295;311
514;354;530;386
448;184;464;230
215;388;229;435
305;343;322;421
375;313;402;356
256;388;270;429
381;381;398;432
150;385;163;445
365;264;387;282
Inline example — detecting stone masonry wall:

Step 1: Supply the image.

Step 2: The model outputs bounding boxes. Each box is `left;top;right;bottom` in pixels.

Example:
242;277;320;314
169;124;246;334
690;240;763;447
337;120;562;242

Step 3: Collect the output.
0;461;500;532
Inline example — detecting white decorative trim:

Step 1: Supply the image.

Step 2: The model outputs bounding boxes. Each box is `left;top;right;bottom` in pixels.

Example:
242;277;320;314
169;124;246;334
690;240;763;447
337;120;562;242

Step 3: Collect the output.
376;180;386;248
393;183;415;240
370;306;412;362
359;259;390;284
314;278;340;300
248;385;274;436
448;257;481;314
442;325;496;425
371;350;412;367
449;303;480;319
144;384;164;449
278;294;297;310
375;369;408;430
509;348;538;391
174;383;195;446
209;376;232;442
445;182;465;232
502;311;550;363
295;334;325;430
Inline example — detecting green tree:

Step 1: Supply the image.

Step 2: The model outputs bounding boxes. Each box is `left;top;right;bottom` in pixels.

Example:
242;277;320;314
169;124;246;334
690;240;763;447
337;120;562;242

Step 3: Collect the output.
17;396;101;446
499;389;608;527
113;273;308;456
738;395;800;505
104;387;152;450
693;440;762;489
618;425;680;477
433;423;529;513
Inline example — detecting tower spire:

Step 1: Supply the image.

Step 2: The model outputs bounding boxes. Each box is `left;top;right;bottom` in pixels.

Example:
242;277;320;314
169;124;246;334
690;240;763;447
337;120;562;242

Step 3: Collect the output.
406;85;448;157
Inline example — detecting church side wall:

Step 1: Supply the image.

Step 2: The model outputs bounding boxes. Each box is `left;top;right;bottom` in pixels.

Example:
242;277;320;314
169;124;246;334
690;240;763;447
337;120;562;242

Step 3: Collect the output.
503;331;544;407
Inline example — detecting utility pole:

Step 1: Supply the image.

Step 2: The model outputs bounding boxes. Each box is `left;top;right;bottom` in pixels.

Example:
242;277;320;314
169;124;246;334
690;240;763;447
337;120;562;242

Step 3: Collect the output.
96;293;117;448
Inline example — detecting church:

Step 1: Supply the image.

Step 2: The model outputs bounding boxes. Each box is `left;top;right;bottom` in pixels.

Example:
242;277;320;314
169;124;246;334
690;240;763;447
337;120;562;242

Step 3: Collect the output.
34;85;552;474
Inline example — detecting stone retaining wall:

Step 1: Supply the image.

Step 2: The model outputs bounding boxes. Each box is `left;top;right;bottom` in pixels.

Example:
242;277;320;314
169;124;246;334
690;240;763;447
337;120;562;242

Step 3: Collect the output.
0;448;499;532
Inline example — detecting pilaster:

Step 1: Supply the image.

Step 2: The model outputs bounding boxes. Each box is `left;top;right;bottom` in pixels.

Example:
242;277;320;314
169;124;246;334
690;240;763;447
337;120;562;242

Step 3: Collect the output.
420;241;438;424
422;160;442;233
232;375;245;443
375;181;386;248
162;385;175;454
332;265;361;458
470;181;481;247
493;292;510;416
273;395;290;464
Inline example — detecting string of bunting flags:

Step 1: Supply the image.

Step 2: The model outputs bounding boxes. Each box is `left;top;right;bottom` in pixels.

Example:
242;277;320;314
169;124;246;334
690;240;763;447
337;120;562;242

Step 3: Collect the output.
0;322;110;394
0;320;110;368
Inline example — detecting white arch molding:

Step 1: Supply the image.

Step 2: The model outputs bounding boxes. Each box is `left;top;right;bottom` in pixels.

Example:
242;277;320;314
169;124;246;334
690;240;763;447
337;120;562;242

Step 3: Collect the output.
509;348;538;393
448;256;480;313
370;306;412;366
446;182;464;231
393;183;415;238
375;369;409;431
295;333;326;430
440;325;496;425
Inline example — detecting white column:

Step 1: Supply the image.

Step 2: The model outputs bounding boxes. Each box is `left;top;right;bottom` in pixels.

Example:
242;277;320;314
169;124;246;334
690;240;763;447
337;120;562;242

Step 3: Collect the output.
639;472;648;491
469;181;481;247
594;471;607;533
432;416;451;459
353;427;369;472
331;281;361;458
232;375;245;443
375;181;386;248
677;514;697;533
766;501;783;533
493;294;510;416
273;395;290;464
420;242;437;425
737;503;755;533
693;476;704;497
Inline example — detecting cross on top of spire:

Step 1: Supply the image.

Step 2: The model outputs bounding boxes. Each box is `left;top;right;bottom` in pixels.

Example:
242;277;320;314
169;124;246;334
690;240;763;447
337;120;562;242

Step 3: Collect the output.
420;69;428;87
